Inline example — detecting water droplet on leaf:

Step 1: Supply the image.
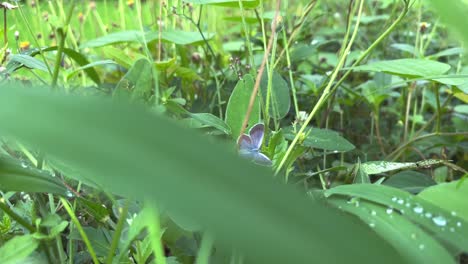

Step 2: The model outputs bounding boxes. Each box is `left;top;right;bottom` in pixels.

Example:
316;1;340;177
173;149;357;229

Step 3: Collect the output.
432;216;447;227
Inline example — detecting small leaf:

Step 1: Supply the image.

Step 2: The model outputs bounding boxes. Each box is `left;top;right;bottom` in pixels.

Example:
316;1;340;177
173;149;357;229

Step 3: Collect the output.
225;74;261;138
351;59;451;78
353;158;370;184
260;70;291;120
284;126;355;152
7;54;49;72
190;113;231;134
0;155;69;196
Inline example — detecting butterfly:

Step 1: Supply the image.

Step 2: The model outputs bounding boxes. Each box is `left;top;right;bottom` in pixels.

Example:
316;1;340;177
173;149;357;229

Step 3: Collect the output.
237;123;272;166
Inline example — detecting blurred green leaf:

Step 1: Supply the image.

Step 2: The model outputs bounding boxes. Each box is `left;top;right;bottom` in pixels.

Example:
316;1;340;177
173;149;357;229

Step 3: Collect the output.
0;87;407;264
327;197;456;264
325;184;468;254
0;235;39;264
427;0;468;48
418;180;468;222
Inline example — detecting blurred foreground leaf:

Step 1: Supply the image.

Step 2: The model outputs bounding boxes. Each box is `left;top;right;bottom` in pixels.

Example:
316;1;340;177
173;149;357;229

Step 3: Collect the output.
0;86;405;264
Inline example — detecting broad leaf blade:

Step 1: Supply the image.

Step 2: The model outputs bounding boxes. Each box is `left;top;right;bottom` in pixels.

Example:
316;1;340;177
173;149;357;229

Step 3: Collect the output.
0;87;406;264
225;74;261;138
0;235;39;264
0;155;69;196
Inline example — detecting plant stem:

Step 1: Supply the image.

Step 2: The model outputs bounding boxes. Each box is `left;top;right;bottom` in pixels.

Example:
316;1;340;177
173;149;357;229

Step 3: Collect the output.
105;200;130;264
239;0;281;137
146;205;167;264
195;232;214;264
61;197;99;264
238;0;255;73
51;0;77;88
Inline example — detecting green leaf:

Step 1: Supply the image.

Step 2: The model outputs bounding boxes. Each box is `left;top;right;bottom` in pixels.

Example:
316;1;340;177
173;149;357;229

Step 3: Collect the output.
0;235;39;264
69;227;110;257
225;74;261;138
352;158;370;184
383;171;436;194
351;59;451;78
284;126;355;152
327;197;456;264
185;0;259;8
0;155;69;196
113;58;153;102
0;87;407;264
361;160;445;175
260;70;291;120
190;113;231;134
81;30;214;49
6;47;102;86
418;180;468;222
66;60;116;81
325;184;468;254
7;54;48;72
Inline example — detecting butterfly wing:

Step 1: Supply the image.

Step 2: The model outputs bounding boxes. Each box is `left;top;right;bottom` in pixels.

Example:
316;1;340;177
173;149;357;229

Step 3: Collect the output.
237;134;253;151
252;152;272;166
248;123;265;151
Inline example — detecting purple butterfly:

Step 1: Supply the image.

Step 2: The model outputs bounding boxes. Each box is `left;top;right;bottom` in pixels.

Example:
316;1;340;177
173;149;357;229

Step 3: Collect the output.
237;123;272;166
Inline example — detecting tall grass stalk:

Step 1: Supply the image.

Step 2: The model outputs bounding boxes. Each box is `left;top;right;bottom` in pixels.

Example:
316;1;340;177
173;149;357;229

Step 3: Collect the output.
61;197;100;264
275;0;365;175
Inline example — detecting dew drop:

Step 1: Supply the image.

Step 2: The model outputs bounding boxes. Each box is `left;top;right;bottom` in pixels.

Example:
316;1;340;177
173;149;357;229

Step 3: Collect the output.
456;222;462;227
386;208;393;215
369;222;375;228
450;227;455;232
371;210;377;216
425;212;432;218
391;197;397;202
413;206;424;214
397;199;404;205
405;202;411;208
20;162;28;168
400;209;405;214
419;244;425;250
451;211;457;216
432;216;447;227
